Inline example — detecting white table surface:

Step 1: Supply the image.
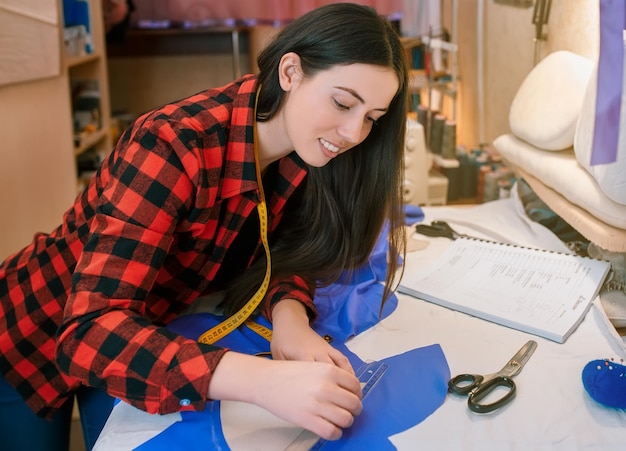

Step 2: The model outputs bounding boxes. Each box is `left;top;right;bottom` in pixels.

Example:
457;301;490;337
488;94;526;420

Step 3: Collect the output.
95;193;626;450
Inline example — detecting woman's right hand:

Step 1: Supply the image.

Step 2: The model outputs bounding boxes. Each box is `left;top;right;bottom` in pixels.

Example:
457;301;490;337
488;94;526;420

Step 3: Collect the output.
208;352;363;441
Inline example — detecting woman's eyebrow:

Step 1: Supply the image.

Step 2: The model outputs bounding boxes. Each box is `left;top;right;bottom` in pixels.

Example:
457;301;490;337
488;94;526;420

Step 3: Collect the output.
335;86;389;112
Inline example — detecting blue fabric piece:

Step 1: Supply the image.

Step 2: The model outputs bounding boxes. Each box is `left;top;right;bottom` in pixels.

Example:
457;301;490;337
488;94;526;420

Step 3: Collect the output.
311;220;397;344
140;318;449;451
313;282;395;345
404;204;425;225
313;205;422;345
582;359;626;409
320;343;450;450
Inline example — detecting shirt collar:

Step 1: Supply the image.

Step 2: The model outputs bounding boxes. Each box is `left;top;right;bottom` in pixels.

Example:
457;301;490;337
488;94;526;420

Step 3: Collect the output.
222;76;309;208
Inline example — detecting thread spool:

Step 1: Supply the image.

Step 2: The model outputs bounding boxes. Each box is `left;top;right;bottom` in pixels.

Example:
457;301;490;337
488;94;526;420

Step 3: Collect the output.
498;165;513;181
429;113;446;154
416;105;428;131
459;151;478;198
483;167;500;202
437;157;461;202
411;94;421;111
441;120;457;159
498;178;513;199
443;166;461;201
477;164;491;203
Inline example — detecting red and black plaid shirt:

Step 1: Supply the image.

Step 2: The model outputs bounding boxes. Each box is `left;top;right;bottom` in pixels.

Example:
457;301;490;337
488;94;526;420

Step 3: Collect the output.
0;75;313;419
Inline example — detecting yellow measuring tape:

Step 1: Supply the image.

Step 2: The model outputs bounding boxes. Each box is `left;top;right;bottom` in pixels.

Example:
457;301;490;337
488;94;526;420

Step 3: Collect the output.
197;89;273;345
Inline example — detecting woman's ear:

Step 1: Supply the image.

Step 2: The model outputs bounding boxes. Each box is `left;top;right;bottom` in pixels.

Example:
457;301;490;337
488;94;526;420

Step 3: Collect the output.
278;52;303;91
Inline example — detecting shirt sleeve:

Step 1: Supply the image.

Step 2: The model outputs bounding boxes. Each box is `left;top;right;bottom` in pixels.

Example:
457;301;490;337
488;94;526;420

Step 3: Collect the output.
56;118;225;415
262;275;318;323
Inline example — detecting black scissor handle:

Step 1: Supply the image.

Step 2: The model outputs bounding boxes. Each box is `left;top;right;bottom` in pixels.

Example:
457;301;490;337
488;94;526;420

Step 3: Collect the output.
415;221;460;240
431;221;458;236
448;373;484;395
467;376;516;414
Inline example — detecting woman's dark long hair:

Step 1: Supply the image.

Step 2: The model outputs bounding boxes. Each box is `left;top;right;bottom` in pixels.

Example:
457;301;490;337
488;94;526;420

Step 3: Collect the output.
223;3;408;316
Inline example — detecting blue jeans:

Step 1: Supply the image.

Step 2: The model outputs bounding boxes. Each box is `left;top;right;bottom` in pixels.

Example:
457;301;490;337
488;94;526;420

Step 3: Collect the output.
0;374;115;451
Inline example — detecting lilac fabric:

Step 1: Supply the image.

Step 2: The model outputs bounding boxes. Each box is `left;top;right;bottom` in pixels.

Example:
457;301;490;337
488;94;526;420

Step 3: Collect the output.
591;0;625;165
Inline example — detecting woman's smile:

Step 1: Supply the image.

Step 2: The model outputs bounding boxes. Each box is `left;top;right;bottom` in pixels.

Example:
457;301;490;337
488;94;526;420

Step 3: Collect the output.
320;138;341;155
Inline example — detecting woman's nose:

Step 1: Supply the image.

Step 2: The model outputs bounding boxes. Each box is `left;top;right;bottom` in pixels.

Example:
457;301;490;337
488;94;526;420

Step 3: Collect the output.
338;116;366;144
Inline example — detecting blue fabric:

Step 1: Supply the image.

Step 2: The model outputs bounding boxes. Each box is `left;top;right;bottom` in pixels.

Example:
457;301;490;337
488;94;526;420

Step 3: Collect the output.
582;359;626;409
136;336;449;450
320;343;449;450
404;204;425;226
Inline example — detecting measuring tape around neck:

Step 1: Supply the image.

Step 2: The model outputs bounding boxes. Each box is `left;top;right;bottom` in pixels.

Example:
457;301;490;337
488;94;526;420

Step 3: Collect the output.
197;89;272;345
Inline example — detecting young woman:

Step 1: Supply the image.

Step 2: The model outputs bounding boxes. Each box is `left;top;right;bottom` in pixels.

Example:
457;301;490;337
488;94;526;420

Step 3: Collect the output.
0;3;408;449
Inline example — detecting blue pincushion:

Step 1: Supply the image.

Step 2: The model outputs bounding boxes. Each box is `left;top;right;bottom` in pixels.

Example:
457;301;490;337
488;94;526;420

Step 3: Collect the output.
582;358;626;409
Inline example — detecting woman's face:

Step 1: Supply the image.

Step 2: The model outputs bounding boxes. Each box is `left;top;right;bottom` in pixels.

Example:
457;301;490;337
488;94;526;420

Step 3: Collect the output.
281;62;399;167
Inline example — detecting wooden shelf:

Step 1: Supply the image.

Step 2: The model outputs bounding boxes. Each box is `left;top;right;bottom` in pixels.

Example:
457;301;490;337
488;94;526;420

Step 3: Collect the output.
65;52;100;69
409;69;427;92
60;0;112;186
401;36;423;49
74;127;108;156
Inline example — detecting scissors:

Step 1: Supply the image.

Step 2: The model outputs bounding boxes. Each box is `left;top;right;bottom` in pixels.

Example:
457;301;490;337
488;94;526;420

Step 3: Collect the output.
448;340;538;413
414;220;466;240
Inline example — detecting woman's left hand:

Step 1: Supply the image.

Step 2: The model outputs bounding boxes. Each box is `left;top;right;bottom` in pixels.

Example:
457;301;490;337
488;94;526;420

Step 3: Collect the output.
270;299;354;374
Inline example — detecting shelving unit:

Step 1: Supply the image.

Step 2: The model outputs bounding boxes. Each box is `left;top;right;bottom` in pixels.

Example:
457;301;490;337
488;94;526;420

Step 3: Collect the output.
58;0;112;191
422;33;458;121
401;0;459;132
402;32;458;136
401;0;458;206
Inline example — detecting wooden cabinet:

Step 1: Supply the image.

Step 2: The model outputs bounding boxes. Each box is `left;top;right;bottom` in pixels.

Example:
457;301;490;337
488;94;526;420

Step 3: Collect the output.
0;2;75;258
0;1;112;258
59;0;112;191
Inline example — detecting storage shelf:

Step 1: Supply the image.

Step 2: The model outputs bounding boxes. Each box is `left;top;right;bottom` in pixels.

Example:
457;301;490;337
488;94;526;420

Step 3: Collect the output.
74;128;108;156
60;0;112;187
409;69;428;92
65;52;100;69
430;82;457;98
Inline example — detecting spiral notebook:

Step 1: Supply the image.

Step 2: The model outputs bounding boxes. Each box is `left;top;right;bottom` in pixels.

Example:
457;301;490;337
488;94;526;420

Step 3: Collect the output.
398;237;612;343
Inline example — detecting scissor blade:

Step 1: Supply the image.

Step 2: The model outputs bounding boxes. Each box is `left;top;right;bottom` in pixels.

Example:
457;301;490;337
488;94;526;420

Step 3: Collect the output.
501;340;537;376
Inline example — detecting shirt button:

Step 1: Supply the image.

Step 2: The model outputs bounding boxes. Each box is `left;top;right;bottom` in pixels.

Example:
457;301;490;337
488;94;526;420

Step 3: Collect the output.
180;399;191;406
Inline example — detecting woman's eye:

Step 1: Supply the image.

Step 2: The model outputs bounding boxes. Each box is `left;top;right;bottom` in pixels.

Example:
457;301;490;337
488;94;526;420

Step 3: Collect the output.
333;98;379;126
333;99;350;110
